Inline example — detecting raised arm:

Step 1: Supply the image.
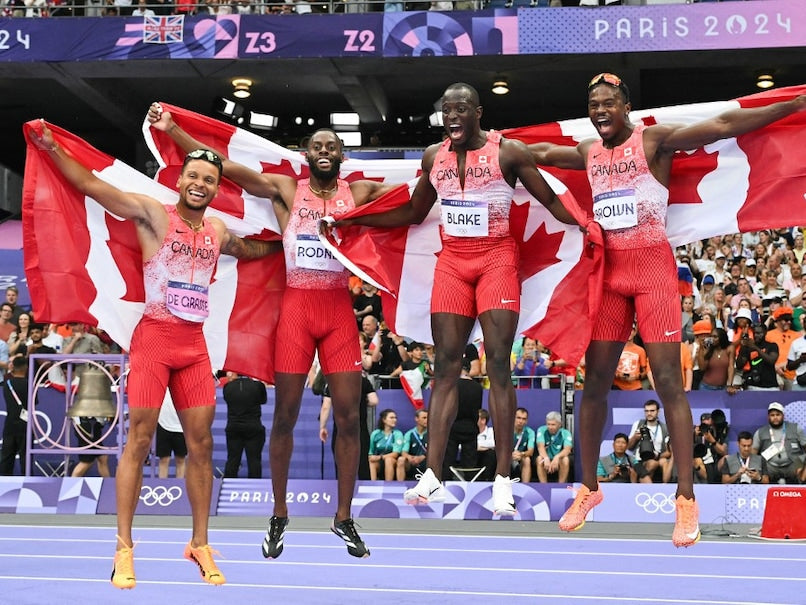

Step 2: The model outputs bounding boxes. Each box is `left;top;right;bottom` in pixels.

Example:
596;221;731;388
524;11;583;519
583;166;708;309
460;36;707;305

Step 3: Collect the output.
337;144;440;228
30;121;166;251
657;94;806;153
528;141;588;170
505;138;580;227
147;103;295;221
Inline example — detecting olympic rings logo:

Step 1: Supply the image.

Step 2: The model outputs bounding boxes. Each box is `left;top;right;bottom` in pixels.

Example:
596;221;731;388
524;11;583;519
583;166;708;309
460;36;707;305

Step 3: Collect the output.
634;492;676;514
140;485;183;507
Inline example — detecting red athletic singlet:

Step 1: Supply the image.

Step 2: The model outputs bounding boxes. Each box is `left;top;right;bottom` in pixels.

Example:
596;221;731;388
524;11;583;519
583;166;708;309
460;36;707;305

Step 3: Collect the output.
432;131;515;242
143;205;219;323
130;205;220;410
587;126;679;343
587;124;669;251
276;180;361;375
428;131;520;317
282;179;355;290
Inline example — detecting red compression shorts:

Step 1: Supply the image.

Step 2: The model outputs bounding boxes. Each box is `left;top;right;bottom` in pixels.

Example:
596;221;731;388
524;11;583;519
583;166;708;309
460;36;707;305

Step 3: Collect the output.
275;286;361;375
431;237;520;318
127;316;215;410
593;244;681;343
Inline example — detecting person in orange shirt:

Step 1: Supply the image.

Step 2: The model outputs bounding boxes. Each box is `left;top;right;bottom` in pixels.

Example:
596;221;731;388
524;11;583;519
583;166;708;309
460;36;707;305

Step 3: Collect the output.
612;325;647;391
766;306;800;390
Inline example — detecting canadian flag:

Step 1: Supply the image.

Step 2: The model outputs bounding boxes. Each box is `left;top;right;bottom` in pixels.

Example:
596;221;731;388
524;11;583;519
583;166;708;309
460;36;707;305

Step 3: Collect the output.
142;106;598;367
503;84;806;246
323;85;806;366
25;85;806;383
22;120;285;383
319;177;602;368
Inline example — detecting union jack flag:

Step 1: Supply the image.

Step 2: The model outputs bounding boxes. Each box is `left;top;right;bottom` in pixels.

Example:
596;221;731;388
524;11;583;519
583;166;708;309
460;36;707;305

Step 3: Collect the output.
143;15;184;45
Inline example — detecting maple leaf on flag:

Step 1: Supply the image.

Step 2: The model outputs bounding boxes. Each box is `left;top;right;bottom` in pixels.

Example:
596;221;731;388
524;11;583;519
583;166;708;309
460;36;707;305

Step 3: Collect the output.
23;119;284;383
509;200;565;284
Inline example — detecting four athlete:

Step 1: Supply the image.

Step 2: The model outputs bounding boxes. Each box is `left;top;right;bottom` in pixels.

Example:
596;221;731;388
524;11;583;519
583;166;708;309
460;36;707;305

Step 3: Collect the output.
27;76;806;589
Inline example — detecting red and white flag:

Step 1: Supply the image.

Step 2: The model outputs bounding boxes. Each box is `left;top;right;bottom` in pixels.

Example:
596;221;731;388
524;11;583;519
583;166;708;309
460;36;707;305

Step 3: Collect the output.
146;104;603;367
504;85;806;247
399;368;426;411
320;178;602;368
22;120;285;383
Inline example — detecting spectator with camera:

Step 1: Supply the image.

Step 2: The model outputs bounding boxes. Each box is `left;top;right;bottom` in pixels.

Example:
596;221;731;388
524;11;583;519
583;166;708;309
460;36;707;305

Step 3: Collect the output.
736;322;779;391
693;410;728;484
597;433;636;483
752;402;806;484
695;325;737;393
627;399;672;483
511;337;551;389
721;431;769;484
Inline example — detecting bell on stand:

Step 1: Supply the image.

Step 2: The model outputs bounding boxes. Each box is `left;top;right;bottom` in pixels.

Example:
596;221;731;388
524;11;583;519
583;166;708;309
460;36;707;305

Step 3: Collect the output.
67;367;118;419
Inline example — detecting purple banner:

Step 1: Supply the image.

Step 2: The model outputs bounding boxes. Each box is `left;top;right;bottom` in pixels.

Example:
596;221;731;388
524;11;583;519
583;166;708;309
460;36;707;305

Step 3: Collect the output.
382;9;518;56
592;483;728;524
2;1;803;63
519;0;806;54
0;476;777;523
217;479;338;516
239;14;382;58
0;477;101;514
96;477;221;515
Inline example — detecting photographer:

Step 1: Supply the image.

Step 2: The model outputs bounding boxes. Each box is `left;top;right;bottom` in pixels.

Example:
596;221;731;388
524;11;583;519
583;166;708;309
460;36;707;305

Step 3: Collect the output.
693;410;729;483
627;400;671;483
736;323;779;391
720;431;769;484
512;337;551;389
597;433;636;483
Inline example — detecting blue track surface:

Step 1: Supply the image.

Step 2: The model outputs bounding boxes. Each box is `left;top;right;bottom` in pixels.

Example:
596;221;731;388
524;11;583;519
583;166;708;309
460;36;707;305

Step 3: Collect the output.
1;523;805;605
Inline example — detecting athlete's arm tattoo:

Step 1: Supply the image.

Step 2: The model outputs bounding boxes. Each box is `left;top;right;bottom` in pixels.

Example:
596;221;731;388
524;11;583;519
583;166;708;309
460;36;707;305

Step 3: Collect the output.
220;235;281;259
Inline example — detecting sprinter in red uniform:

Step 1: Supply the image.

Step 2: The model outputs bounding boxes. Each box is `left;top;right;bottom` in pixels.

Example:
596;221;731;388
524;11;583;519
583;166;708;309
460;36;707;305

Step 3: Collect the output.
529;73;806;547
335;83;580;518
32;121;277;588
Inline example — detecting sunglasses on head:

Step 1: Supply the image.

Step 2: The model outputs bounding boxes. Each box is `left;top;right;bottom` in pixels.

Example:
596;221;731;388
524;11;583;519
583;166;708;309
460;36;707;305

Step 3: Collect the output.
588;72;622;89
186;148;222;168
